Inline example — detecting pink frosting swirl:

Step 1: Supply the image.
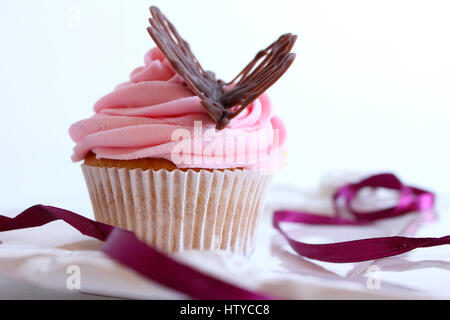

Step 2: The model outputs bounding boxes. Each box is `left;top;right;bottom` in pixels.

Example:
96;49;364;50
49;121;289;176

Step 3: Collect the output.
69;48;287;170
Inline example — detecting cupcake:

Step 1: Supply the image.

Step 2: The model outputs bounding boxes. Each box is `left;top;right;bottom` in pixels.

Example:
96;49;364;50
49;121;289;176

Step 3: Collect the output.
69;6;295;255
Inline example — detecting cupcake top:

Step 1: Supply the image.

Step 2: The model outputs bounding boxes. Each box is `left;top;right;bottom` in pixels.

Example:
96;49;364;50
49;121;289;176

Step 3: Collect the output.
69;6;295;171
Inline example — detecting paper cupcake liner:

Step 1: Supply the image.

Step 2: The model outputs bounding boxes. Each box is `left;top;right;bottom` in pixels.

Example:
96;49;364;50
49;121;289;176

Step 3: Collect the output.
81;165;272;255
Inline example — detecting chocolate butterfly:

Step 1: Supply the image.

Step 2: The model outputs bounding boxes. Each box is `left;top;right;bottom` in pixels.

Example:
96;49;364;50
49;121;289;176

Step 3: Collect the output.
147;6;296;130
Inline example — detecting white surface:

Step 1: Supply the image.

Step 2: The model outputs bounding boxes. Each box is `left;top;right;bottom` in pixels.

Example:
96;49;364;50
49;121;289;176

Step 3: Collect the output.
1;177;450;300
1;0;450;210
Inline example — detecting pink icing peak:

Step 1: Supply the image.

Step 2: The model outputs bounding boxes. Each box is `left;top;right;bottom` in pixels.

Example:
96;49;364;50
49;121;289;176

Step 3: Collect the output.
69;48;287;170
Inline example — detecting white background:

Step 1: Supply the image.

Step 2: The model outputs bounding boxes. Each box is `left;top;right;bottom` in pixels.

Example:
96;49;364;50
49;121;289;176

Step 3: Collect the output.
1;0;449;210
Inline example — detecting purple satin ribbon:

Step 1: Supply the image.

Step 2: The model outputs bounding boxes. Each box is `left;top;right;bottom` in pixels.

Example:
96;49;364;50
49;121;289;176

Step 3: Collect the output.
0;205;270;299
273;173;449;263
0;173;448;299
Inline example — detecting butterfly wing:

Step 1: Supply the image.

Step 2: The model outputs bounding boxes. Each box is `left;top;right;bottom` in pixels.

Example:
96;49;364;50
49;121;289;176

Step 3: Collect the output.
147;6;296;130
221;34;297;122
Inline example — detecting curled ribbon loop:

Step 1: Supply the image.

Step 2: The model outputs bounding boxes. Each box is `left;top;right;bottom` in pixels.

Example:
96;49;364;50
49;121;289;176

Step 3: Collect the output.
273;173;448;263
333;173;435;221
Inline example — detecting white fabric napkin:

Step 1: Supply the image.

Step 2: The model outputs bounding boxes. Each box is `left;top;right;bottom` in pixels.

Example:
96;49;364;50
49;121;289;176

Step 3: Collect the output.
1;173;449;299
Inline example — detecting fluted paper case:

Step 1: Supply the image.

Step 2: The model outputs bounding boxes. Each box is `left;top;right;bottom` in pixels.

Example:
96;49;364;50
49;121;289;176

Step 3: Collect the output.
82;165;272;255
